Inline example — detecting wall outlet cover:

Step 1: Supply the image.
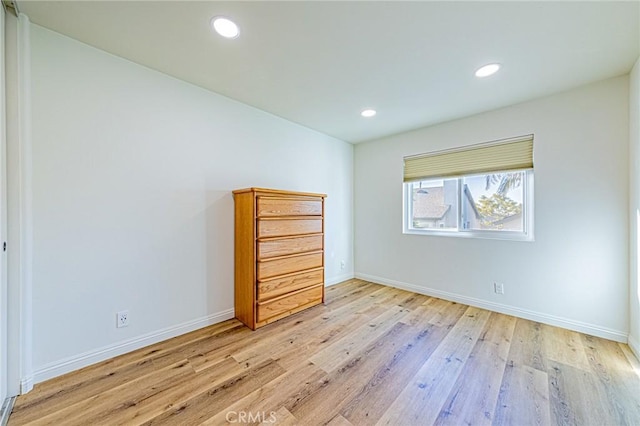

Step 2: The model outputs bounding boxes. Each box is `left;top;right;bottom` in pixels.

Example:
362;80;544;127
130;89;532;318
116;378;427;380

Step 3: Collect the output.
117;310;130;328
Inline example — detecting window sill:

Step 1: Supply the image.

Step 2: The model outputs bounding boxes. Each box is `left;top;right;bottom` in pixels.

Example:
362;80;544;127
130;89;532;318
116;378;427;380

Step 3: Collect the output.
403;228;534;242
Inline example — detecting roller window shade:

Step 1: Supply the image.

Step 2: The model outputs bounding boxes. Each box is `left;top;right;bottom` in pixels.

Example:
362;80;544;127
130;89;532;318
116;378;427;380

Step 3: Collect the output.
403;135;533;182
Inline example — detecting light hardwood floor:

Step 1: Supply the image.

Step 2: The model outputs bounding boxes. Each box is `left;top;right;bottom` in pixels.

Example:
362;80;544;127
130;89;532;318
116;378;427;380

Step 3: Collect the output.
9;279;640;425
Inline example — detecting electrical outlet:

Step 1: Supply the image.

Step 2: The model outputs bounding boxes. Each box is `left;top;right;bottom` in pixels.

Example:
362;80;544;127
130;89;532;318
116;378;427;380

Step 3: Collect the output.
340;260;345;270
494;282;505;295
116;310;130;328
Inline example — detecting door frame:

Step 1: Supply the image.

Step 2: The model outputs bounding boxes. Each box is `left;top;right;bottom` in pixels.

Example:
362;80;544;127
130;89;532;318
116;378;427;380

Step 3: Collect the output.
0;1;8;407
3;7;33;400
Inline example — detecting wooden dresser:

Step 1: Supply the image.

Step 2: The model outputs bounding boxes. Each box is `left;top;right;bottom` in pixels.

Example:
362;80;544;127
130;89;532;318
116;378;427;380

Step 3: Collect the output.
233;187;326;330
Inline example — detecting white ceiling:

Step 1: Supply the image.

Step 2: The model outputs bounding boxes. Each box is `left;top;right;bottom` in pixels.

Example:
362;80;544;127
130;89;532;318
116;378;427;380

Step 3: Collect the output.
18;1;640;143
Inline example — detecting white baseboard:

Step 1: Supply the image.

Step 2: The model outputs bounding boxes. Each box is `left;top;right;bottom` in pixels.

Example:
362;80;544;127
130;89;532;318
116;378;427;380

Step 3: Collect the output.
325;272;355;286
355;273;628;343
32;309;235;385
1;396;17;426
20;376;33;394
629;334;640;361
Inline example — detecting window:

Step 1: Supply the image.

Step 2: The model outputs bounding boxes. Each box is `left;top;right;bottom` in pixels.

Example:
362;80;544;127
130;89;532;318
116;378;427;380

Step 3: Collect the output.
403;136;534;240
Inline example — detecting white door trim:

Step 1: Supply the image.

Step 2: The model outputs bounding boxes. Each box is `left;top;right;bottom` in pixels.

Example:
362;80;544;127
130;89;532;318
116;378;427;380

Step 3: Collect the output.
16;12;33;394
0;2;8;406
5;10;33;396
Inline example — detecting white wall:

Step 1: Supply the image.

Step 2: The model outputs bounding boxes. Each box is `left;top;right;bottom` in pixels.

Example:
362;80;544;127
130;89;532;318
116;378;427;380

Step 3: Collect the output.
29;24;353;381
630;57;640;358
355;76;630;341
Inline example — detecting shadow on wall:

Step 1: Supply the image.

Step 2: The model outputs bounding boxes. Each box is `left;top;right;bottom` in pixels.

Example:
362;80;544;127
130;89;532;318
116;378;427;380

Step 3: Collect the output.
205;190;235;315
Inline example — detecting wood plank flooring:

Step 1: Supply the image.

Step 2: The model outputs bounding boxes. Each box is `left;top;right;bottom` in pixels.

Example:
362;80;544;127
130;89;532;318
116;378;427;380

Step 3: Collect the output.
9;279;640;425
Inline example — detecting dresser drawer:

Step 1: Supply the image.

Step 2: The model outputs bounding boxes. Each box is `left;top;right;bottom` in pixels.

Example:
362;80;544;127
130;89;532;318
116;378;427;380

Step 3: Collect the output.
257;251;323;280
257;284;323;323
258;235;323;259
257;197;322;217
257;218;322;238
258;268;324;301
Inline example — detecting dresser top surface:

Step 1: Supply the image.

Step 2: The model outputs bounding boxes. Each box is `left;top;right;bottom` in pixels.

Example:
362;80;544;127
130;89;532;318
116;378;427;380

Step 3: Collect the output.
233;187;327;198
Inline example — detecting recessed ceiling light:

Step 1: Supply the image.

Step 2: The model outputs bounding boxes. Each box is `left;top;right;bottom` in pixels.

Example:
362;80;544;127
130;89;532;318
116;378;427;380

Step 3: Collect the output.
211;16;240;39
475;63;501;78
361;109;377;118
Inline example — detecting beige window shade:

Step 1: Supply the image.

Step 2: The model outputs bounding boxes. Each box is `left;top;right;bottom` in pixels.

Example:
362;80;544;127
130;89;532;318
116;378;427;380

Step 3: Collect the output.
404;135;533;182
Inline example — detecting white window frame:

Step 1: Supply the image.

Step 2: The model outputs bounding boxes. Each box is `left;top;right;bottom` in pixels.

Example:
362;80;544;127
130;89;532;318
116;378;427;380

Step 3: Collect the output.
403;169;534;241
